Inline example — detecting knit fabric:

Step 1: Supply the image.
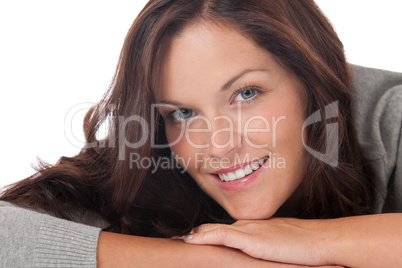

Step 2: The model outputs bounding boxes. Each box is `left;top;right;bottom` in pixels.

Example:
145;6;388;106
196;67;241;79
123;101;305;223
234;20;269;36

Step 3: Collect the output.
351;65;402;212
0;201;106;267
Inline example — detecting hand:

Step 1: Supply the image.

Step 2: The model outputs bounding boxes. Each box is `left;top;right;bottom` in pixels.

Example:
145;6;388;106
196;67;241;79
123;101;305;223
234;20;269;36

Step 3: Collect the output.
182;218;338;267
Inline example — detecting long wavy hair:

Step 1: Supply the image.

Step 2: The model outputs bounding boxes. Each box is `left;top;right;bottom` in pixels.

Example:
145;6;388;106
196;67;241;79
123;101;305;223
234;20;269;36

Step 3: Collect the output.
1;0;379;237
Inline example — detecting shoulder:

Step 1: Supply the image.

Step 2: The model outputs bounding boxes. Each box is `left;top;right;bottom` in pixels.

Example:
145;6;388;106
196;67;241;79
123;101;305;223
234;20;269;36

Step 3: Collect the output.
350;64;402;212
351;64;402;94
350;64;402;160
350;64;402;126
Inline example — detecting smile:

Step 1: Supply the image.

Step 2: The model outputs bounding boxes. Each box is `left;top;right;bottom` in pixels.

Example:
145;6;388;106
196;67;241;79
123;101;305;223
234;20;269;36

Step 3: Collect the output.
216;156;269;182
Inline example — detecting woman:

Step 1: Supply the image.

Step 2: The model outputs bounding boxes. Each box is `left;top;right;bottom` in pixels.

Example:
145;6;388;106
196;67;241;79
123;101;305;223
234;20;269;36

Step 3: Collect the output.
1;0;401;267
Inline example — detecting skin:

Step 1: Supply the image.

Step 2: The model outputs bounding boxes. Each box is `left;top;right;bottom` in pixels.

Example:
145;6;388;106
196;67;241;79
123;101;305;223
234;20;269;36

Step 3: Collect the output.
182;214;402;267
157;21;306;220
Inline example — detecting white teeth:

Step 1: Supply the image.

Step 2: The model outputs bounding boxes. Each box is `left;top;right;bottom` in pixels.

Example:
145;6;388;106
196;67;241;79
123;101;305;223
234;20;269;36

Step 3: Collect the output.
222;173;229;181
216;156;269;182
235;169;245;179
244;165;253;175
218;173;229;181
227;172;237;181
218;173;223;181
250;161;260;170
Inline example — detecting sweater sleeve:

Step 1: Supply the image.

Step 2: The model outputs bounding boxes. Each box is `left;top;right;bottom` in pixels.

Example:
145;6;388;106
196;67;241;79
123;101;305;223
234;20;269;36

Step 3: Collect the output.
0;201;101;267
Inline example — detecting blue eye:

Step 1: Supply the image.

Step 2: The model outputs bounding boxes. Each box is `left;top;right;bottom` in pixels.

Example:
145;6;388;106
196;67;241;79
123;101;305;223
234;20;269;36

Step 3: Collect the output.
241;89;256;99
173;108;193;120
234;88;257;101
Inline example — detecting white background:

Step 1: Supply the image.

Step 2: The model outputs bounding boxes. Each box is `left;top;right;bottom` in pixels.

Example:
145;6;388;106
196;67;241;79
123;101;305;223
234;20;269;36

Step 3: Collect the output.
1;1;401;188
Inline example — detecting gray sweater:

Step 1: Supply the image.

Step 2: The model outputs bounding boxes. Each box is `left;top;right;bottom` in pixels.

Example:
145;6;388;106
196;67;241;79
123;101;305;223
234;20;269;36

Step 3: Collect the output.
1;64;401;267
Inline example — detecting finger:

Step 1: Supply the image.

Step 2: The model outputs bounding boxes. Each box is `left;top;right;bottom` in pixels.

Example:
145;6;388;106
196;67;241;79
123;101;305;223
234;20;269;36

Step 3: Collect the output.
192;223;231;233
183;224;250;252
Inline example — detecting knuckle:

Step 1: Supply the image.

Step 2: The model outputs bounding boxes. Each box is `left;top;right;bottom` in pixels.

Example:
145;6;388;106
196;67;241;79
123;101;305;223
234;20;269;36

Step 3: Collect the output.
215;226;228;239
240;222;260;233
245;222;260;229
196;223;213;232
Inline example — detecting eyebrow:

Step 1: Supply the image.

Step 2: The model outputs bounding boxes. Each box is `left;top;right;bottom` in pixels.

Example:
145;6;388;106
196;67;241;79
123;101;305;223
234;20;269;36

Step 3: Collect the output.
221;68;268;91
159;68;268;106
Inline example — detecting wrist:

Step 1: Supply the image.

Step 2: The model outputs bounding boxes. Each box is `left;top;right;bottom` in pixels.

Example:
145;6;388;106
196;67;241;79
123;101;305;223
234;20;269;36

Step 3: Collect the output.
323;218;352;267
304;218;341;266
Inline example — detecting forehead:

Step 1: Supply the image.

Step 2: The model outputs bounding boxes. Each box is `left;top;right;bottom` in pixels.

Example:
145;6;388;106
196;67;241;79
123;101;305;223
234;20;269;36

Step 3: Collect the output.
157;21;272;95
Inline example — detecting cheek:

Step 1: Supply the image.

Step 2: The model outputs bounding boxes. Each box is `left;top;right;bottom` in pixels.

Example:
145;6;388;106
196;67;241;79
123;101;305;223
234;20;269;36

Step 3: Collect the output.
242;115;280;148
240;103;287;148
165;127;196;169
165;120;211;158
165;125;181;144
165;128;184;154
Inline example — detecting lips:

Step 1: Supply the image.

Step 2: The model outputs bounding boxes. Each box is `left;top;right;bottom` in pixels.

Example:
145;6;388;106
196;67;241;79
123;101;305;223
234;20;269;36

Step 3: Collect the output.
214;156;269;182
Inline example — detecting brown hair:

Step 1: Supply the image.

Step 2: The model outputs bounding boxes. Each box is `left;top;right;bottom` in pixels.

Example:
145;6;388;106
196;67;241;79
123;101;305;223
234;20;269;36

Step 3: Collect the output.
1;0;379;237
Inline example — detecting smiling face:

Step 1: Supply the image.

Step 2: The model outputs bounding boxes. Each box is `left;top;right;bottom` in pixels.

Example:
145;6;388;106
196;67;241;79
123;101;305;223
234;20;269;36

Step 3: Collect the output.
156;21;307;220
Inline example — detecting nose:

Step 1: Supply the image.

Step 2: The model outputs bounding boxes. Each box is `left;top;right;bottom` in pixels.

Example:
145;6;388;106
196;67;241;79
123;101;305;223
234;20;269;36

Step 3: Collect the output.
203;115;241;159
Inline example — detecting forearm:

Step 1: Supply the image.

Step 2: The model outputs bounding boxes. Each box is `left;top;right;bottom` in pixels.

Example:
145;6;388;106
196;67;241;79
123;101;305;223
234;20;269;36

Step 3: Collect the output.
323;214;402;267
97;232;219;268
97;231;319;268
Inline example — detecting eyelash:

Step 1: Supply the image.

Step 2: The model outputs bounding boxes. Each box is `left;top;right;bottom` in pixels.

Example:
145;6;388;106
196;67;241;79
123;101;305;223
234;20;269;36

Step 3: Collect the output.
161;84;264;125
230;84;263;105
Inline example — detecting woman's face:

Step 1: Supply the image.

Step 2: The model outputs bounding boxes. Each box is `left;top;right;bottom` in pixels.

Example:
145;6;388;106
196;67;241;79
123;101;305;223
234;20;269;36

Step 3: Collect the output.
157;21;307;220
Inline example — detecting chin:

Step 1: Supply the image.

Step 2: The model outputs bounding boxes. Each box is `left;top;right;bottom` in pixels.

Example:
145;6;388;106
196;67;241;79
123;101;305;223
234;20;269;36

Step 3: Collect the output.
226;205;278;220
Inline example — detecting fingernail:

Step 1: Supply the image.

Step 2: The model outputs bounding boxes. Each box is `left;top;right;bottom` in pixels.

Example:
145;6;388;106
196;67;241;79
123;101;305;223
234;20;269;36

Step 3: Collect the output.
171;236;185;240
183;234;193;240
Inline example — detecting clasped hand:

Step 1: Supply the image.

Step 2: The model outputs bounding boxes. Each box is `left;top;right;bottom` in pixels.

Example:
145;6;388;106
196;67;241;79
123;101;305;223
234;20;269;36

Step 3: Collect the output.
182;218;341;267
